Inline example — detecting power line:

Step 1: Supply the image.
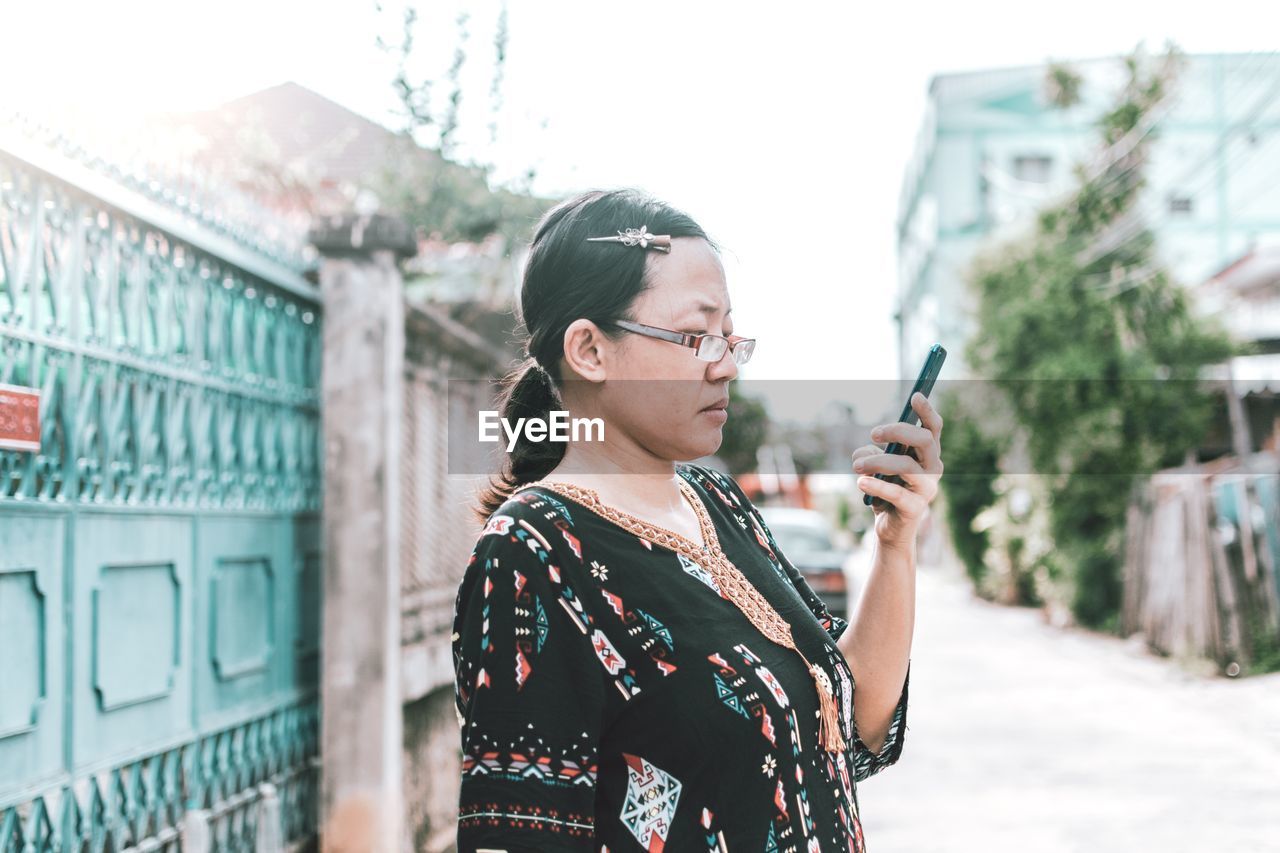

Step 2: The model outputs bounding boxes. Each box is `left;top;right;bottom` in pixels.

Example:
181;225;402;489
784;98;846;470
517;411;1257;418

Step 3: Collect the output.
1076;52;1280;267
1085;50;1278;201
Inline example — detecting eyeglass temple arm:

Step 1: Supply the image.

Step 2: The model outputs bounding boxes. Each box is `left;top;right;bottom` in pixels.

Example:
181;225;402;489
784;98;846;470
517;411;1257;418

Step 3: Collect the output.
614;319;695;346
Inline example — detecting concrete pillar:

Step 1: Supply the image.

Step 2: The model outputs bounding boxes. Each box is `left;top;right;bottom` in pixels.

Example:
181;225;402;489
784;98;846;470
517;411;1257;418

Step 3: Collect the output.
312;213;417;853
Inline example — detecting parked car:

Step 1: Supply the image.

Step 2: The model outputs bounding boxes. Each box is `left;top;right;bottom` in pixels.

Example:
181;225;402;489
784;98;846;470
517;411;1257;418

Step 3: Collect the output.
757;506;855;622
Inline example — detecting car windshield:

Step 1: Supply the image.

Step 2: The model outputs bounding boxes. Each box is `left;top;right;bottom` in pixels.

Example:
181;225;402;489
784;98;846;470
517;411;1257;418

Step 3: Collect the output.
768;524;835;553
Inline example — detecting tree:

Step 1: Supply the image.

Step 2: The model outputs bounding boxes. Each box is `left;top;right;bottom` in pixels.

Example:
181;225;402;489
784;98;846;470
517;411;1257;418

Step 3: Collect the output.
717;382;769;476
375;1;551;246
960;46;1241;630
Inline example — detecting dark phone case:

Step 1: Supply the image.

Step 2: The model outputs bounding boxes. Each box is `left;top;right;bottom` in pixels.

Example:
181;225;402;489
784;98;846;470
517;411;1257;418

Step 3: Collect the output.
864;344;947;508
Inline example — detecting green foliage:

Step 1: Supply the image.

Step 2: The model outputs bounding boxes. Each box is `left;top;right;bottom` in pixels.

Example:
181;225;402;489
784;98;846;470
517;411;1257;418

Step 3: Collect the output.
1243;606;1280;675
1045;62;1083;109
936;398;1006;588
377;2;550;246
374;138;552;245
964;47;1243;631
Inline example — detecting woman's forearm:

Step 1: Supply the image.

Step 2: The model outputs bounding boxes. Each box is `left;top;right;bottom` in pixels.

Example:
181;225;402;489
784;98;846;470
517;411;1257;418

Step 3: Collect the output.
837;536;916;754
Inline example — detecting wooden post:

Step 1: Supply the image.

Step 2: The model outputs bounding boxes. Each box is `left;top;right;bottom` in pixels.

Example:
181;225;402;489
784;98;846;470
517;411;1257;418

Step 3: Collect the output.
312;214;417;853
1224;367;1252;459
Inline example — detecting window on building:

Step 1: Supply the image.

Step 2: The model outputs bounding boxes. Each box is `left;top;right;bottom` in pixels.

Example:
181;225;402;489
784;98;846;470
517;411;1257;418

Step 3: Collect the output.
1012;154;1053;184
1168;194;1194;215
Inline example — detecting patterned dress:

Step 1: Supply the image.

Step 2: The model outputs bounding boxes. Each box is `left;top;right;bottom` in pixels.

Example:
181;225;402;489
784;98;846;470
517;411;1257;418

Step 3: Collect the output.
451;462;910;852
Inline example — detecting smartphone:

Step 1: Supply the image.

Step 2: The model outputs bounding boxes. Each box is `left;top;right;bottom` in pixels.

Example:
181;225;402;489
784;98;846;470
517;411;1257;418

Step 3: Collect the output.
863;343;947;508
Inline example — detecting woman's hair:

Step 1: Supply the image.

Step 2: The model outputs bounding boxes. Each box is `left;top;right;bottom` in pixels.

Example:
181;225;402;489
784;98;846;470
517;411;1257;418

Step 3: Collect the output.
474;188;716;520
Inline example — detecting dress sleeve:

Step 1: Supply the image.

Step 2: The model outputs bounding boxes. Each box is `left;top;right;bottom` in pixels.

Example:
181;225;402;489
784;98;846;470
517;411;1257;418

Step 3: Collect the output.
694;465;909;780
452;500;606;852
849;661;910;782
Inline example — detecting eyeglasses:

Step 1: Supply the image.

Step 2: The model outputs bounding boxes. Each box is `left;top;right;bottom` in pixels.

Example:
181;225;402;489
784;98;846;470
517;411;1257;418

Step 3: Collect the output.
610;319;757;366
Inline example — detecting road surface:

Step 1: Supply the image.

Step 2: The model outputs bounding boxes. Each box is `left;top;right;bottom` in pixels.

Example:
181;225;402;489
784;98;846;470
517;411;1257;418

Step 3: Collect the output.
855;559;1280;853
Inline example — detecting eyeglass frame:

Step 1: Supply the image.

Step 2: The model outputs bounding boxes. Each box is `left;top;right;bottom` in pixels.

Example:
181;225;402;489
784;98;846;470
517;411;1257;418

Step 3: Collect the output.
608;319;757;365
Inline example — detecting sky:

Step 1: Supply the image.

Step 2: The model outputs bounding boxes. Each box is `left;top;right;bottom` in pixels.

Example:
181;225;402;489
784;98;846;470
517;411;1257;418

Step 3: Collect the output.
4;0;1275;420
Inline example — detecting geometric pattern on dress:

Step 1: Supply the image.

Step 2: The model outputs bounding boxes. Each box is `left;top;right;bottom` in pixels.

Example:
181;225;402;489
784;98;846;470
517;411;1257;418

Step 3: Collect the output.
698;806;728;852
834;649;853;732
716;642;809;839
517;489;576;526
556;582;642;701
488;500;646;706
472;556;499;696
708;650;776;745
712;672;751;719
513;570;541;691
683;466;787;580
591;628;627;675
619;752;682;852
456;802;594;836
753;663;790;709
535;595;549;651
691;461;899;851
635;608;674;651
677;552;722;596
827;749;860;853
595;585;678;677
461;729;598;788
784;704;816;842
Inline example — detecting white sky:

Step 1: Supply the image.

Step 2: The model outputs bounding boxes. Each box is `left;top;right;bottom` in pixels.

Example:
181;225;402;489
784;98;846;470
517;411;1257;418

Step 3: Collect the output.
5;1;1275;419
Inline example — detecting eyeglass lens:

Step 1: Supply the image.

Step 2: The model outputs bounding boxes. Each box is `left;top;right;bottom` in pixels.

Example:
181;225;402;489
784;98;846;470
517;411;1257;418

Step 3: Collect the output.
695;336;754;365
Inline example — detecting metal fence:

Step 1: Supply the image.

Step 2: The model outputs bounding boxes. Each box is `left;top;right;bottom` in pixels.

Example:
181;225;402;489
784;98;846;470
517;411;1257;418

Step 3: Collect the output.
0;123;322;852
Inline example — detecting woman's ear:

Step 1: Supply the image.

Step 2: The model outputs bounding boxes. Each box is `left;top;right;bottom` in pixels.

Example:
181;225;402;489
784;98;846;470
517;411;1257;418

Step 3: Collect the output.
561;318;610;383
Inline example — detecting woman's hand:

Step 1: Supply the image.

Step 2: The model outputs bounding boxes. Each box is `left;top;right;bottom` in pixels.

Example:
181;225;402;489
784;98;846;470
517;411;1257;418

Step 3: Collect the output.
852;392;944;552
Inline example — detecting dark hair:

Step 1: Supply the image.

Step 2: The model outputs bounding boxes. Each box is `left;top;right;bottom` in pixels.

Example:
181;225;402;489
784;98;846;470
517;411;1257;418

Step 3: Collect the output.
474;188;715;520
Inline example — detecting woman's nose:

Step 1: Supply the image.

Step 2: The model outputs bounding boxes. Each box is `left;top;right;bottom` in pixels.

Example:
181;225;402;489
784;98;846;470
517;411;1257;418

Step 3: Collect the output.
707;349;739;380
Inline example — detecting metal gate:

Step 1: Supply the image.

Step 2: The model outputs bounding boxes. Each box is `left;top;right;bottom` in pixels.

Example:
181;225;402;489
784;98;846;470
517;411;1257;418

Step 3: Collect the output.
0;124;322;851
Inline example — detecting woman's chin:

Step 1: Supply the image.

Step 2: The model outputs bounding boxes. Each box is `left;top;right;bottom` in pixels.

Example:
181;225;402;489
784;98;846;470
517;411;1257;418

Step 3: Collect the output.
682;428;724;458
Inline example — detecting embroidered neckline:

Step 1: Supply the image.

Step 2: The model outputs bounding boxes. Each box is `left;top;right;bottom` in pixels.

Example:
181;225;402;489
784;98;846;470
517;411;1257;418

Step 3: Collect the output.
511;467;848;753
515;472;716;557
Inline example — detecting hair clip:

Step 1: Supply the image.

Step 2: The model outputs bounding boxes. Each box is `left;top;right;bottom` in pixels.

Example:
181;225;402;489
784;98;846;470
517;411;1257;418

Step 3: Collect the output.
586;226;672;253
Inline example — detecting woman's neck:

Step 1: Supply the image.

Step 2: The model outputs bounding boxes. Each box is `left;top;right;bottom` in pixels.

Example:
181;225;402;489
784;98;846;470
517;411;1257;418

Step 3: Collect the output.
548;444;687;516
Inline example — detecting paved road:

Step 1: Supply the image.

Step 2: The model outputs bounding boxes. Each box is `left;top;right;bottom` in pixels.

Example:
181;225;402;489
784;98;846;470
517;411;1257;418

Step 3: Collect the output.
854;559;1280;853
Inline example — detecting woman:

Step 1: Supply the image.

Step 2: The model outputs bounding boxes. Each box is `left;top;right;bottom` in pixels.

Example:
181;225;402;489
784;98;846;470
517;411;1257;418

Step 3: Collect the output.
452;189;944;852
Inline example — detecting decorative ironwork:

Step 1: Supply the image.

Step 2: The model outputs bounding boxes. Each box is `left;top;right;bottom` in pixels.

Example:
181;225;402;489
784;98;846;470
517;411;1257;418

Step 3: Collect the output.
0;150;321;510
0;128;323;850
0;703;319;852
1;112;314;274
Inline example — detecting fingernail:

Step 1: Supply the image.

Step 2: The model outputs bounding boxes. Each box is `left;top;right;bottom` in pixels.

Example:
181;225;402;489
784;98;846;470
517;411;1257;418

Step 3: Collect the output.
871;428;883;440
853;459;865;471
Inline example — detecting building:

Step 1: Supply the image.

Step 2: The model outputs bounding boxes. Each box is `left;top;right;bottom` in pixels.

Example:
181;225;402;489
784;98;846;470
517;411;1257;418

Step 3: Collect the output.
1198;247;1280;455
897;52;1280;378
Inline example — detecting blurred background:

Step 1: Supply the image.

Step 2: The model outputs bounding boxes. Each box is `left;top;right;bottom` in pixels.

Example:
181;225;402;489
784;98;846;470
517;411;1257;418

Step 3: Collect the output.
1;2;1278;851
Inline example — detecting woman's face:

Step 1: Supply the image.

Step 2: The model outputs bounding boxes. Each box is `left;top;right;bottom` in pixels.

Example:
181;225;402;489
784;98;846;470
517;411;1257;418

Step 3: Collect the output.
562;236;740;464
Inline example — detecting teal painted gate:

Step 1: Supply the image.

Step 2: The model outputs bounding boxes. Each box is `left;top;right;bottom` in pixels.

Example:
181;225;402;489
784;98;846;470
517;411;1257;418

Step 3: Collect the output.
0;126;323;850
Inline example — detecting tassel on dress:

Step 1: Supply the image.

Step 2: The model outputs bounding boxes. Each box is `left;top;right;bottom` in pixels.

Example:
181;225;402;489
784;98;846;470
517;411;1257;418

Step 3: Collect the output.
809;664;846;753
